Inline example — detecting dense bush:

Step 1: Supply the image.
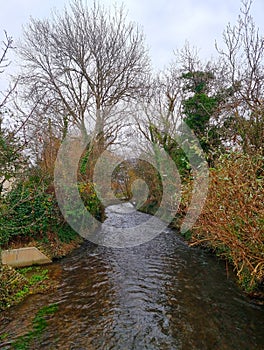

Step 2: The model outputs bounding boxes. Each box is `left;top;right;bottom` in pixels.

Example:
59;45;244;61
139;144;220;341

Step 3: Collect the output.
0;172;59;246
0;170;104;247
192;153;264;292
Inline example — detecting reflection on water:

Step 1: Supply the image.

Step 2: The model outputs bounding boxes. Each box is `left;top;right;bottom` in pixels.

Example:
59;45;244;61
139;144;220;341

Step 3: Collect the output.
0;204;263;349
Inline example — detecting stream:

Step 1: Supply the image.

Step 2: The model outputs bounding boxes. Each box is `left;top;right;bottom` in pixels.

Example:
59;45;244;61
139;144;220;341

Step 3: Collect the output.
0;203;263;349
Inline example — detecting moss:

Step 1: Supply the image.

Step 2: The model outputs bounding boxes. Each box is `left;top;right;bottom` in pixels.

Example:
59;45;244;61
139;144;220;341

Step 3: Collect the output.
12;303;58;349
0;266;50;311
0;265;28;310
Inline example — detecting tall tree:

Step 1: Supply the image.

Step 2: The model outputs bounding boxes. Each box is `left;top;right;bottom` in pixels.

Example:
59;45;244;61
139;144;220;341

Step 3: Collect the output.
216;0;264;155
181;69;224;161
19;0;150;152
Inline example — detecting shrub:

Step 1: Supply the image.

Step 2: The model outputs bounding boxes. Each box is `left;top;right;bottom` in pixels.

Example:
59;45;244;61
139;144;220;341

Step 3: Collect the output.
192;153;264;292
0;171;61;246
0;168;105;247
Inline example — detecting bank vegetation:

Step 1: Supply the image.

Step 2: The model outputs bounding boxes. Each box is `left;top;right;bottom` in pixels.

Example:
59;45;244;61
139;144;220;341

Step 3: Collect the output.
0;0;263;307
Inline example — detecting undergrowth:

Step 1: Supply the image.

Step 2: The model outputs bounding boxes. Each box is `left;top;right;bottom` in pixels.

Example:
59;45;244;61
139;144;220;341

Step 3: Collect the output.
191;153;264;293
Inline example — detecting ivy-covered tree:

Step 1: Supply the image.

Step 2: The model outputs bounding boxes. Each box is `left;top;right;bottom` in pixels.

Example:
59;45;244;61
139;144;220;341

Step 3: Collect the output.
181;70;224;162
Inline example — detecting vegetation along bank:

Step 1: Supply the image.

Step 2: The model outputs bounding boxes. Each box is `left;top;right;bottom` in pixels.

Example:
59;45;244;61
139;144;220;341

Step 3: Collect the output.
0;0;263;308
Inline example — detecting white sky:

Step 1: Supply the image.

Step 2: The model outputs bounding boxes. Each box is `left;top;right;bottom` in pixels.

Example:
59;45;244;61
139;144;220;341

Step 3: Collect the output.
0;0;264;79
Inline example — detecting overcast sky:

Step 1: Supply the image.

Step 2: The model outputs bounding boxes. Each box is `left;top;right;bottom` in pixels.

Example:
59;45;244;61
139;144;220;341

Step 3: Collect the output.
1;0;264;78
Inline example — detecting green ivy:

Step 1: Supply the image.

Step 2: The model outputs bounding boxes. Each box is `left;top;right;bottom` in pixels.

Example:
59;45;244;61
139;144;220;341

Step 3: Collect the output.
0;174;60;246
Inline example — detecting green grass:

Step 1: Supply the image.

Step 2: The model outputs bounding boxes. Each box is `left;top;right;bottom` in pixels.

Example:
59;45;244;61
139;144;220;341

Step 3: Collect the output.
13;268;49;303
17;267;35;274
0;332;9;341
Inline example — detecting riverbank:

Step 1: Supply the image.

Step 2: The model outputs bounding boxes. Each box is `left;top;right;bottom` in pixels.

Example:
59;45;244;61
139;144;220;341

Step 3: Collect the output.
0;168;104;312
170;154;264;302
0;233;83;311
138;154;264;302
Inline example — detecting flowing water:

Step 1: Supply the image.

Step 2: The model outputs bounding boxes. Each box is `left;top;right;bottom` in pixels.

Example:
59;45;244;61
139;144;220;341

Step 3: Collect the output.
0;204;263;349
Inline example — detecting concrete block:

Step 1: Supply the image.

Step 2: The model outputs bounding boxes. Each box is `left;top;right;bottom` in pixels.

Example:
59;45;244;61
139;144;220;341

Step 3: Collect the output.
1;247;52;267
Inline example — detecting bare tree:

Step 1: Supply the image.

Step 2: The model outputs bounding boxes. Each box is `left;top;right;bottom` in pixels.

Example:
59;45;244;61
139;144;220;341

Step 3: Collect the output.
0;33;29;195
133;55;188;163
0;31;16;109
18;0;150;153
136;44;218;156
216;0;264;155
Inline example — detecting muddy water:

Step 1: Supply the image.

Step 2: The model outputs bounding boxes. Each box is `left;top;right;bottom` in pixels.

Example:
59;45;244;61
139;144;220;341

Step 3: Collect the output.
0;204;263;349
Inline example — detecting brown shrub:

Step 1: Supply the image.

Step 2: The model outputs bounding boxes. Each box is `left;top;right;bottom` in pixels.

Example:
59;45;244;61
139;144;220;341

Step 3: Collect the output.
192;153;264;291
